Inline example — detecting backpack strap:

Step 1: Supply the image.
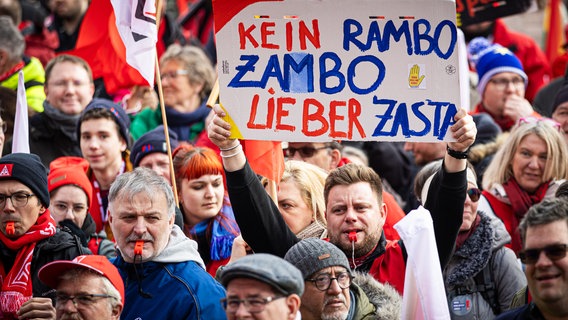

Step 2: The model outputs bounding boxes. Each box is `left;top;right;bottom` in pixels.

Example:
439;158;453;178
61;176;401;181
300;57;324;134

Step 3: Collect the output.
473;253;501;315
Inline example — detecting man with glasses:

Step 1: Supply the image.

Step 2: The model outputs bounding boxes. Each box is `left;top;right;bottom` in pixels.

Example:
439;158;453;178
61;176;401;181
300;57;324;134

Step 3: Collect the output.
18;54;95;167
38;255;124;320
219;253;303;319
469;37;540;132
284;238;401;319
496;198;568;320
0;153;87;319
285;141;344;172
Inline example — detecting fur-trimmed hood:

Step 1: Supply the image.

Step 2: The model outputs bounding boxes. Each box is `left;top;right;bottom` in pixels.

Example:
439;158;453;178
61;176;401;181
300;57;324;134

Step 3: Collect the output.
352;271;401;320
446;211;509;286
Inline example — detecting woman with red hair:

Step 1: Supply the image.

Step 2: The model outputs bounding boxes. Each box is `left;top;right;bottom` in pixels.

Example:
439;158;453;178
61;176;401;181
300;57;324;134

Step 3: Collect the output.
173;143;239;276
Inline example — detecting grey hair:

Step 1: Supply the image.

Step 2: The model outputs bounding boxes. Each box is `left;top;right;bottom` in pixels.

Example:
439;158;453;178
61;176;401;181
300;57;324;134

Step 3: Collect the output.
109;167;175;217
0;16;24;61
159;44;215;101
519;198;568;246
58;268;122;310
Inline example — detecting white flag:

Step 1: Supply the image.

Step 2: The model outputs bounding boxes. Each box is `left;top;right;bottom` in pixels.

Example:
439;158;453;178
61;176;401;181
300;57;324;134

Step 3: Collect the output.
110;0;157;86
395;206;451;320
12;71;29;154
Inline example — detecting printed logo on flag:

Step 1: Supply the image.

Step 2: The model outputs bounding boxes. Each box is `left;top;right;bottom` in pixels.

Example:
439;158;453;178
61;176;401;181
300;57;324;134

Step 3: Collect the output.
0;164;13;177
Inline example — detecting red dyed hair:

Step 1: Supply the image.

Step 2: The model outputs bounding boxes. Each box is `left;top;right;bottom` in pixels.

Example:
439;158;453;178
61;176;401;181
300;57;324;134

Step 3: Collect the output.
172;142;224;191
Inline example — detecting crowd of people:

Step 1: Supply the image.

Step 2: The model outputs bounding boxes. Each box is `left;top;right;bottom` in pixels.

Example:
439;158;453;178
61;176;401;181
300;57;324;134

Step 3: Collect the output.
0;1;568;319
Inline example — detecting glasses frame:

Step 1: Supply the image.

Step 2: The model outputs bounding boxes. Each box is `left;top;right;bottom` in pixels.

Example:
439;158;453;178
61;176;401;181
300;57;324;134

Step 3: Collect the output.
160;69;189;80
55;293;116;308
220;295;285;314
488;77;525;90
519;244;568;264
0;192;36;208
284;146;330;158
518;117;562;132
307;271;352;291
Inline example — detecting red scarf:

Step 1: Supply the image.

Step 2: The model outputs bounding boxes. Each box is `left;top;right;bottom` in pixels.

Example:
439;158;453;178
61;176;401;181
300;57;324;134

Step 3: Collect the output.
0;212;56;316
503;177;549;251
455;214;481;250
475;103;514;131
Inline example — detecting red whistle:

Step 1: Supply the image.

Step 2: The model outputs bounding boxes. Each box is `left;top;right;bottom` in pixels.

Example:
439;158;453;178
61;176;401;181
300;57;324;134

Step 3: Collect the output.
6;222;15;235
348;231;357;242
134;240;144;255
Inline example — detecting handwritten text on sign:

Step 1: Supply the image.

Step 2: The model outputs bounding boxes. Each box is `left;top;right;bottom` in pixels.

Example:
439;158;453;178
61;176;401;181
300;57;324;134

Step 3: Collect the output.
214;0;461;142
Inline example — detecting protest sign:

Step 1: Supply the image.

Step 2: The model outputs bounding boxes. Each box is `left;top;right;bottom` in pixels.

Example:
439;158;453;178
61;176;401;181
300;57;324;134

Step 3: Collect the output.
213;0;461;142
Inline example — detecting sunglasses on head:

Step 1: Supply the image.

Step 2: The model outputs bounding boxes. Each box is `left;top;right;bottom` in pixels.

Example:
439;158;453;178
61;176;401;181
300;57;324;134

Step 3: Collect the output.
519;244;568;265
467;188;481;202
284;145;329;158
518;117;562;132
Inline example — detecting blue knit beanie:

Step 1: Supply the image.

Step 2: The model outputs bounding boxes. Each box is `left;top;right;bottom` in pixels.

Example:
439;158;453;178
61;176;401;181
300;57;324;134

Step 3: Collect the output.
78;98;131;147
468;37;527;96
130;126;179;167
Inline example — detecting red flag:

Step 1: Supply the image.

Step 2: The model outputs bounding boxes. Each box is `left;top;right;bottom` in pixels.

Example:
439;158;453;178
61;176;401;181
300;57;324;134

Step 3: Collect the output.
242;140;284;183
61;0;150;95
544;0;565;64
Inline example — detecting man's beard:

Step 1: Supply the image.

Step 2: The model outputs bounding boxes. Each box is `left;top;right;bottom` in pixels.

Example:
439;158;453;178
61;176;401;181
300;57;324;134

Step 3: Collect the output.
329;230;381;258
321;293;349;320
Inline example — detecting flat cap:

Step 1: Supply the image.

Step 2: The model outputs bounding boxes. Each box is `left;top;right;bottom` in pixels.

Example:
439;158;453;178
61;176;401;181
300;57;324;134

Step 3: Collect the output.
220;253;304;296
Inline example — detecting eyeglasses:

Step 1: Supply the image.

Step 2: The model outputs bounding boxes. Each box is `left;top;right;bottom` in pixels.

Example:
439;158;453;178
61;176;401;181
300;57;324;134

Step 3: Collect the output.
307;271;352;291
519;244;568;264
160;69;189;80
51;202;88;216
284;145;329;158
0;122;6;133
55;293;117;307
221;296;285;314
488;77;525;90
518;117;562;132
467;188;481;202
0;192;36;208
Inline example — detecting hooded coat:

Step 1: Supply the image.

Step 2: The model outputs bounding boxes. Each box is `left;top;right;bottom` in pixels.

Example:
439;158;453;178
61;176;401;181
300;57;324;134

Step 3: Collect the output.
113;225;227;319
444;212;526;319
351;272;401;320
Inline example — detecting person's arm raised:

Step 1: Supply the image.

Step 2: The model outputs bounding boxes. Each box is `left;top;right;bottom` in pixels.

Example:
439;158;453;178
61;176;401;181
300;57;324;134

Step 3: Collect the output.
207;104;246;172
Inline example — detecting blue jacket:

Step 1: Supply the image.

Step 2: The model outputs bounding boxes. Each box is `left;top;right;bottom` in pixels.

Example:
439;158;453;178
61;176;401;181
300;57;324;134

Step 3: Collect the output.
113;225;227;319
495;303;546;320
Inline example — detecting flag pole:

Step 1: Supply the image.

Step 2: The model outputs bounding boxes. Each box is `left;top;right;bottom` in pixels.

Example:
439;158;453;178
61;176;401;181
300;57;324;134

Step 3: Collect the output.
154;0;180;206
206;78;279;204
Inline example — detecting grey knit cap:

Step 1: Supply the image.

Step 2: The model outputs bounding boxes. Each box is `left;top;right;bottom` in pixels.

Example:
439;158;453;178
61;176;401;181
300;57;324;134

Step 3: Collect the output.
284;238;352;279
220;253;304;296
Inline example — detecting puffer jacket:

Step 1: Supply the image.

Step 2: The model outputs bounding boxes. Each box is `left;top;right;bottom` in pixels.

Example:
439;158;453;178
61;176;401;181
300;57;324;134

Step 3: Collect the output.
113;225;227;319
351;271;401;320
444;212;526;319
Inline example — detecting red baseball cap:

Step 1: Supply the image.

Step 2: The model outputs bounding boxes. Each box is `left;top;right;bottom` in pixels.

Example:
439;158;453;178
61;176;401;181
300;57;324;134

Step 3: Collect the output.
38;255;125;303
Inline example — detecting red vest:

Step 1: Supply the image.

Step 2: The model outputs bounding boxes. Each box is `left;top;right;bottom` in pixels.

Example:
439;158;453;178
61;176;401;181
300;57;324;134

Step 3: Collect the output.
369;240;406;294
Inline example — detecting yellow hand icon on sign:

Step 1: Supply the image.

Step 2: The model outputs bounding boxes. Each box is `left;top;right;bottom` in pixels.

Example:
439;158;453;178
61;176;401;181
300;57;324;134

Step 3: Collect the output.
408;64;425;88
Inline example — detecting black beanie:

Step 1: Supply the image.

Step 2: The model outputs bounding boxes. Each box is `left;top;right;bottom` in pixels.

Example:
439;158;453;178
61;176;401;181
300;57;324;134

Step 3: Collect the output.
0;153;50;206
130;126;179;167
552;68;568;115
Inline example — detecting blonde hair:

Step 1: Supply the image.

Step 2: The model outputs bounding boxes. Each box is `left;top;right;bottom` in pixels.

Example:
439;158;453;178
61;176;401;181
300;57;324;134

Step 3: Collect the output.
281;160;328;225
482;119;568;190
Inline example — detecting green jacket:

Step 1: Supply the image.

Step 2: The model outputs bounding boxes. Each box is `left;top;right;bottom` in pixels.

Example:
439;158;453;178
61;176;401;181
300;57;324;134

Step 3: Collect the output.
0;57;45;113
351;272;401;320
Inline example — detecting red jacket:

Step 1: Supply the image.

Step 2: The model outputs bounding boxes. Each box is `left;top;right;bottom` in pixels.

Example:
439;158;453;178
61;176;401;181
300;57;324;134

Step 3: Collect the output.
492;19;551;103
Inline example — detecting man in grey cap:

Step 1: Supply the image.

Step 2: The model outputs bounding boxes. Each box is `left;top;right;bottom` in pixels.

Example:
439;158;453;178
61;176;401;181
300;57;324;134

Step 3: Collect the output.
220;253;303;320
284;238;401;320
